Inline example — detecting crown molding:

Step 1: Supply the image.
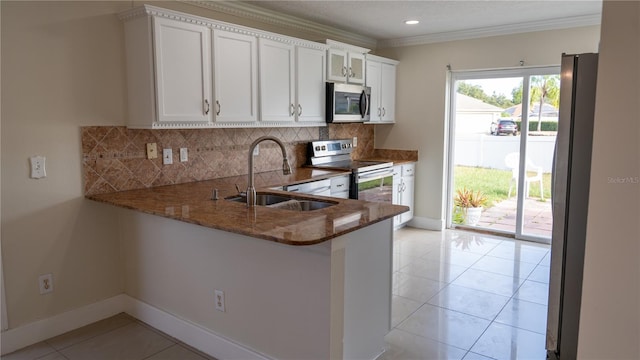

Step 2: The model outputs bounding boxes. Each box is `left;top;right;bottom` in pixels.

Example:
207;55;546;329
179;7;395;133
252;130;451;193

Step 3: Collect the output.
378;13;602;48
180;0;378;49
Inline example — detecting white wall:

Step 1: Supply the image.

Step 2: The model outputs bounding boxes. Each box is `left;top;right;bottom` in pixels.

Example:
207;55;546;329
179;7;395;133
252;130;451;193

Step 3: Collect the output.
1;1;129;329
375;26;600;228
0;0;360;332
578;1;640;358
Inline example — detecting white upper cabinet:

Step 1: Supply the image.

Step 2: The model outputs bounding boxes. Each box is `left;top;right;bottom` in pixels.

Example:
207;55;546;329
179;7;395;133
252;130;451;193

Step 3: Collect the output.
122;14;212;129
258;40;326;125
154;18;212;126
259;39;295;123
120;7;380;129
366;55;398;123
295;47;326;123
213;30;258;124
326;40;368;84
327;49;366;84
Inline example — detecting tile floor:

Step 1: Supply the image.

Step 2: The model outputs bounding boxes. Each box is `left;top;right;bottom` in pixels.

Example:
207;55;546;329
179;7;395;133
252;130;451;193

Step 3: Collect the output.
1;313;217;360
382;227;550;360
3;228;550;360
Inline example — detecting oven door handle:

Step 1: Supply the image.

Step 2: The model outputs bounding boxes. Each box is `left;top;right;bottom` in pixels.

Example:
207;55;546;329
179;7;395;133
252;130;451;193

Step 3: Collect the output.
357;169;394;182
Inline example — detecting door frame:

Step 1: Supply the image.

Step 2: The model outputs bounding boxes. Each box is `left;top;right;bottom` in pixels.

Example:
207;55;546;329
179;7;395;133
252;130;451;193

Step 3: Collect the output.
446;66;559;243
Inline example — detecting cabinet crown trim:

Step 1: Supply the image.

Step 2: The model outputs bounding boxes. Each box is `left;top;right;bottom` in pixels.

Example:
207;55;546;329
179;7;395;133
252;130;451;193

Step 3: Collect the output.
326;39;370;54
366;54;400;65
119;5;328;51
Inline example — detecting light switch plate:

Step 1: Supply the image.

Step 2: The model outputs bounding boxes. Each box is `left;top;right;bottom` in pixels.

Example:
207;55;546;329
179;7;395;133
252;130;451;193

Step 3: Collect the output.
163;149;173;165
30;156;46;179
146;143;158;159
180;148;188;162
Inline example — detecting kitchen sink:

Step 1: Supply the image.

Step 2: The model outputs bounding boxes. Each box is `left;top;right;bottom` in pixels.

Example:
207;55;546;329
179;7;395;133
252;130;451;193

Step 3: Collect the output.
225;193;337;211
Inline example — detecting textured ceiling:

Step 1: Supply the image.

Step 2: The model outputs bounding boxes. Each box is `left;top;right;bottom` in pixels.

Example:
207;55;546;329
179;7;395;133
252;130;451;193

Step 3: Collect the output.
242;1;602;41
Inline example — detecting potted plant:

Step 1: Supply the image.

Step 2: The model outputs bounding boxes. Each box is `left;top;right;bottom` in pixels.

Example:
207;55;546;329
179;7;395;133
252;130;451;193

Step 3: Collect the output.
454;188;488;226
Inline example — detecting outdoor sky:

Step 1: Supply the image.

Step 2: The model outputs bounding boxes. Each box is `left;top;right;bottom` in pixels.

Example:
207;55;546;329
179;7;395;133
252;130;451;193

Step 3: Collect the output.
465;78;522;97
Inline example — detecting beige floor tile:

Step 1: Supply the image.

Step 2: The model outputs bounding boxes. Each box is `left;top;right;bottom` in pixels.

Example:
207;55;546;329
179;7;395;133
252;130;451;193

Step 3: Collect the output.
46;313;134;350
59;323;174;360
146;344;209;360
391;295;422;328
381;329;467;360
397;304;491;350
1;342;56;360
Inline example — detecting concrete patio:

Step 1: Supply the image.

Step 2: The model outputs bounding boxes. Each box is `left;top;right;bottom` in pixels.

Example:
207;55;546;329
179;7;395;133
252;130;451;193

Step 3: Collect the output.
476;197;553;238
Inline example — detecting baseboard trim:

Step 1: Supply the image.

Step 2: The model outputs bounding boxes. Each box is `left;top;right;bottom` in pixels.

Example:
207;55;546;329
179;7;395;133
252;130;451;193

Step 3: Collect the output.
1;294;272;359
124;296;271;360
408;216;444;231
0;294;127;355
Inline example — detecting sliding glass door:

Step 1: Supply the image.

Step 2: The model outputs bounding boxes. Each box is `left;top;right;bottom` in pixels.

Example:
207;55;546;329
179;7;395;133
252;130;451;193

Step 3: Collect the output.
447;67;559;243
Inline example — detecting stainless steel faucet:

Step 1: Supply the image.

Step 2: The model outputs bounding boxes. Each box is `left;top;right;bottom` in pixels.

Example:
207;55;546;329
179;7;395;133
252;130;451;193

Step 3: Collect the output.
247;136;292;207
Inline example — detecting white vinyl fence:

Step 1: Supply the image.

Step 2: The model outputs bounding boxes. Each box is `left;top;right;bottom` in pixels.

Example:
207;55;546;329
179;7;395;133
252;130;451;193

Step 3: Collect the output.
454;134;556;173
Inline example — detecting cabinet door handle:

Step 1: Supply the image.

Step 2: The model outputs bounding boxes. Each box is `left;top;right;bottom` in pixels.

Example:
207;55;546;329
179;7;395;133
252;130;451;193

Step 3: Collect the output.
204;99;210;115
216;100;221;115
297;104;302;116
342;66;347;76
290;104;295;116
378;108;381;116
382;107;386;116
349;67;354;77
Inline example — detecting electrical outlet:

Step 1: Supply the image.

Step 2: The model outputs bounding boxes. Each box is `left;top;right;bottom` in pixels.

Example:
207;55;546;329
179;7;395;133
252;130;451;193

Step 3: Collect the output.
252;144;259;156
163;149;173;165
39;273;54;295
353;137;358;147
146;143;158;159
180;148;188;162
214;289;225;312
30;156;46;179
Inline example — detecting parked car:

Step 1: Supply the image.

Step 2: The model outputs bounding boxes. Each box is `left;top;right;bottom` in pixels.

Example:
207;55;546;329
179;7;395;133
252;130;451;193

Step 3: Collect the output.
490;119;518;136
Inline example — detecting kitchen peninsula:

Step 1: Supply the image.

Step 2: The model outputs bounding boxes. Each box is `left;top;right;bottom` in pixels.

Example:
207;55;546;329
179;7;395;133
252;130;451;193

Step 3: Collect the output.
88;169;408;359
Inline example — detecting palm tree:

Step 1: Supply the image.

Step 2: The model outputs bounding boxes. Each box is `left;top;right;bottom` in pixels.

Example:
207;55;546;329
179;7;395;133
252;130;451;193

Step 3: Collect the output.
530;75;560;132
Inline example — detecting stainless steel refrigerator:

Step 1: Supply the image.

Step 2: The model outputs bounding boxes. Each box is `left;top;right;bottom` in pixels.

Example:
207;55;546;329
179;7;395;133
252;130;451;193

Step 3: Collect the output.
546;53;599;359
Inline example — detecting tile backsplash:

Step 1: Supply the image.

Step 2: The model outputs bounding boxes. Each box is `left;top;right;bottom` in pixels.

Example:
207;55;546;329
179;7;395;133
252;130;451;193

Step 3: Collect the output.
82;124;375;195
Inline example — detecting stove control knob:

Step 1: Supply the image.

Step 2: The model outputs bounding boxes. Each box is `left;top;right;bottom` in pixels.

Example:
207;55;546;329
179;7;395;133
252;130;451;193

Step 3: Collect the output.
315;146;321;151
321;145;326;150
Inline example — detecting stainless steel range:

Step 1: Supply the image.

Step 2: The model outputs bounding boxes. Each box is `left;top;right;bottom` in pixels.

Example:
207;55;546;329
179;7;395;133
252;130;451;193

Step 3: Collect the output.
307;139;394;201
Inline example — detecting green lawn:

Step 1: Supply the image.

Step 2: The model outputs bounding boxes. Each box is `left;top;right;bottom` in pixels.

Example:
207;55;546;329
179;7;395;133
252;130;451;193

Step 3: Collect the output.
454;166;551;208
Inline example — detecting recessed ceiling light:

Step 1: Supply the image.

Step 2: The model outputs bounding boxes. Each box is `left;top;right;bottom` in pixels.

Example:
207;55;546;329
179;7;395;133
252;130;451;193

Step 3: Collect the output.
404;20;420;25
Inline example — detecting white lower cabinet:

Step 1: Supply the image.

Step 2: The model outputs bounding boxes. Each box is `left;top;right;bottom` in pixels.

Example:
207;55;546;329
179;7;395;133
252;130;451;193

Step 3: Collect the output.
330;175;350;199
393;163;415;226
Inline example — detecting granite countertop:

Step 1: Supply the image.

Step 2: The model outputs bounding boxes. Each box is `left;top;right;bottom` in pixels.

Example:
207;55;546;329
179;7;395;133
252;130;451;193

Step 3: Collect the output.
87;168;409;246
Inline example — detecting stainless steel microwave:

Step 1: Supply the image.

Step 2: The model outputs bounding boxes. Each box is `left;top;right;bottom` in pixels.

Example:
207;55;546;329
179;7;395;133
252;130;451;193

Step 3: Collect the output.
326;82;371;123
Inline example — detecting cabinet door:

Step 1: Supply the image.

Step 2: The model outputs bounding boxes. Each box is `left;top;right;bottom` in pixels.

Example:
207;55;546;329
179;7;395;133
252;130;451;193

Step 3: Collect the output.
380;63;396;122
392;165;402;223
259;39;295;122
296;47;326;123
327;48;348;82
213;30;258;123
153;17;211;125
366;60;381;122
400;164;415;224
347;52;365;84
